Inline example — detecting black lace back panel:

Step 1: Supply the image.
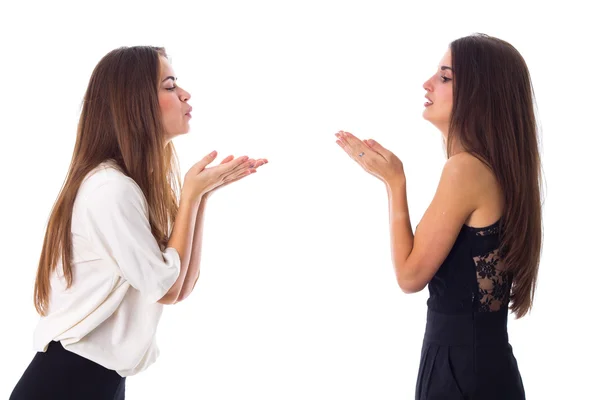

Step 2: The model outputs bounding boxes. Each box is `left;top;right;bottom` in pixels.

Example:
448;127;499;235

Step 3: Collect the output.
426;220;512;314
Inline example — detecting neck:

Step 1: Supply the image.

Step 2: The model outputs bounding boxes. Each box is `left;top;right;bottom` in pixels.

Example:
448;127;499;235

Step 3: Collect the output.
447;139;465;157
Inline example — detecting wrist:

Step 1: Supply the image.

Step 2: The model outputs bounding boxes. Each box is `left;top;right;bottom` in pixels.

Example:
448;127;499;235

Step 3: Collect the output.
180;192;202;208
385;176;406;193
199;193;209;206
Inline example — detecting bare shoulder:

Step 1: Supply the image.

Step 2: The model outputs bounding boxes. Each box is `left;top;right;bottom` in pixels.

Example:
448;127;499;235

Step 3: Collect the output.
445;152;503;225
438;153;483;194
444;152;497;186
445;152;489;173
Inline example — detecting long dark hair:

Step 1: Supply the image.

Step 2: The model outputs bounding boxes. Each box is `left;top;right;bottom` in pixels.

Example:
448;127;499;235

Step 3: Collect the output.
34;46;181;315
448;33;543;318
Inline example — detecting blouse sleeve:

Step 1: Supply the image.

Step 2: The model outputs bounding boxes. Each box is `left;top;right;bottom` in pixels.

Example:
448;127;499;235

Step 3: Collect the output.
80;177;181;303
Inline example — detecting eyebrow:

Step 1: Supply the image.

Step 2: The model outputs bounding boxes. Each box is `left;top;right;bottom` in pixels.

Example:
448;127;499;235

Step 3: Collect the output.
440;66;453;71
162;76;177;82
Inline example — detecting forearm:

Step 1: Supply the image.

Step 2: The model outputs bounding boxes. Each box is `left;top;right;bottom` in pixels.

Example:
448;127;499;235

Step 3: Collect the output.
160;196;200;303
176;196;208;302
386;180;415;283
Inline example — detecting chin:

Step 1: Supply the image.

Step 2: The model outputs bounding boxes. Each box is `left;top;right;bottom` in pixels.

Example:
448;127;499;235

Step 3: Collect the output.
164;130;189;145
182;121;191;134
176;124;191;136
422;111;435;124
422;107;435;121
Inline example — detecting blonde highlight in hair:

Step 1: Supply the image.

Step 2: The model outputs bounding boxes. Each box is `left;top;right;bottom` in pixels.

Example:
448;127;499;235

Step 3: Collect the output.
34;46;181;315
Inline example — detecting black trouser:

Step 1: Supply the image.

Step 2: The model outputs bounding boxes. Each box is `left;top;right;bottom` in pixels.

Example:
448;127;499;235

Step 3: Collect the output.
10;340;126;400
416;309;525;399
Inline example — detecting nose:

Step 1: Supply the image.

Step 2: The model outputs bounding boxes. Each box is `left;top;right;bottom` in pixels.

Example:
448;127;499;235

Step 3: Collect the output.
179;87;191;102
423;76;433;92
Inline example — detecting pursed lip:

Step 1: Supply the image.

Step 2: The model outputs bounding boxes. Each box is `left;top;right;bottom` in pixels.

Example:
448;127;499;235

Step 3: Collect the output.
185;106;193;116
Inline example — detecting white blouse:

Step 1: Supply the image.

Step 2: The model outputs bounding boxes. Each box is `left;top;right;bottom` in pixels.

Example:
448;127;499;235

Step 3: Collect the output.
33;161;181;377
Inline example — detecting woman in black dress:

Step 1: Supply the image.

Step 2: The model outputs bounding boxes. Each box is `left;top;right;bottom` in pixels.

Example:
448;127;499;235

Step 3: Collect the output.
335;33;542;399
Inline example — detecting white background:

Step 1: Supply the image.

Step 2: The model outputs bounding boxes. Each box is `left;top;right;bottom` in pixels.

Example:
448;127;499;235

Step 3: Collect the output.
1;0;598;399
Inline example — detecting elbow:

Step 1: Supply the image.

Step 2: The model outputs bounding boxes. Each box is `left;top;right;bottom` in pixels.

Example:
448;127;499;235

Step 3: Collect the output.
395;273;426;294
176;274;199;303
157;295;177;305
158;269;190;305
398;281;425;294
175;289;190;303
394;260;427;294
157;288;181;305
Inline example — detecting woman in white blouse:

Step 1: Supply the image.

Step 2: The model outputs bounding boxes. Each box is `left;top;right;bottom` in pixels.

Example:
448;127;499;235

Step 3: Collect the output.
10;46;267;400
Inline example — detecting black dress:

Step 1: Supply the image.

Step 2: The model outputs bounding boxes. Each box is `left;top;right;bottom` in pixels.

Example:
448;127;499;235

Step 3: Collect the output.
416;220;526;399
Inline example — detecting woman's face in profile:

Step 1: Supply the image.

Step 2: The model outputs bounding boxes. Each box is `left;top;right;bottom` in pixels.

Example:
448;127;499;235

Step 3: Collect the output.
158;56;193;142
422;49;453;136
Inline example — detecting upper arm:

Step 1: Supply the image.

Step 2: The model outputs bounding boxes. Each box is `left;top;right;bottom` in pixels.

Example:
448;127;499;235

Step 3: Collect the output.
399;154;482;292
82;178;181;303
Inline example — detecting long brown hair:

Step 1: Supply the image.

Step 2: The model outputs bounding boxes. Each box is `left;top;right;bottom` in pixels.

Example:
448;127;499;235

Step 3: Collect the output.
447;34;543;318
34;46;181;316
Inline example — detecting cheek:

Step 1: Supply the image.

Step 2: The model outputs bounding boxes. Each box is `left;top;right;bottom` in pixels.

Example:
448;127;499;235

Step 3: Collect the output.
442;87;453;110
158;94;179;117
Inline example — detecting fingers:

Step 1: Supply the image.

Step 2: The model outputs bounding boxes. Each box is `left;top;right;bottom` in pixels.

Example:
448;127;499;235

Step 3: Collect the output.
364;138;389;160
214;155;249;174
335;130;374;163
190;152;267;198
215;156;268;183
252;159;268;169
221;158;267;184
224;165;255;183
219;155;235;165
191;151;218;173
233;157;269;172
229;157;255;175
232;158;268;177
336;131;371;156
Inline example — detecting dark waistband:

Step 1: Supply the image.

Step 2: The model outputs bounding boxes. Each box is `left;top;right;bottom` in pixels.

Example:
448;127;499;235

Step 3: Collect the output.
424;308;509;346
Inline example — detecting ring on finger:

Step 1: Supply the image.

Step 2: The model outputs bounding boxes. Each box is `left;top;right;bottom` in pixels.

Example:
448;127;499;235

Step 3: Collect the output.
359;152;365;157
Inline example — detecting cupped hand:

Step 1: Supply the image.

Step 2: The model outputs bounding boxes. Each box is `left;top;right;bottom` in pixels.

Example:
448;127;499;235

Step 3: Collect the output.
204;154;268;198
182;151;267;202
335;130;405;186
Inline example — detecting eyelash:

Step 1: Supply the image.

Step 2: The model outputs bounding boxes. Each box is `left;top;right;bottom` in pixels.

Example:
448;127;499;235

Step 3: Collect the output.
441;76;451;83
166;86;177;91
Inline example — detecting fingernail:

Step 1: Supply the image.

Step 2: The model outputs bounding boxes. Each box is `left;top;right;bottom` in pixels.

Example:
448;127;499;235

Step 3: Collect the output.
210;150;217;156
368;140;374;145
241;156;249;161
